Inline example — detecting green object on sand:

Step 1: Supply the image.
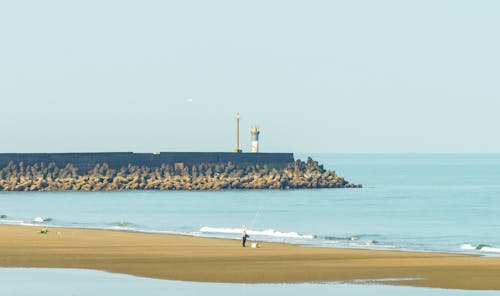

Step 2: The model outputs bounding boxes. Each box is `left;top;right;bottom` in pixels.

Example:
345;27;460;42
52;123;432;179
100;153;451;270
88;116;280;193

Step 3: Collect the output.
39;229;48;234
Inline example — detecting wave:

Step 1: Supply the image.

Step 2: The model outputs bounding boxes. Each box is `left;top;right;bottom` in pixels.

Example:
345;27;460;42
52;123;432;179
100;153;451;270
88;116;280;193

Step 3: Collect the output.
200;226;315;239
33;217;52;223
322;235;362;241
106;221;134;229
480;247;500;253
106;221;146;232
0;219;26;225
460;244;476;250
461;243;500;253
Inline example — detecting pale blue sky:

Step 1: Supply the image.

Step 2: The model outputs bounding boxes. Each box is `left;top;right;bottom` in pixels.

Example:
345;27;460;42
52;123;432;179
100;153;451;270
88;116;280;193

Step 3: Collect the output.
1;1;499;153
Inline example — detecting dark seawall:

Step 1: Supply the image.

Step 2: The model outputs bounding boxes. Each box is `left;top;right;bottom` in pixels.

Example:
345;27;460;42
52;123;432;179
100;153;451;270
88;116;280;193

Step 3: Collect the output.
0;152;294;172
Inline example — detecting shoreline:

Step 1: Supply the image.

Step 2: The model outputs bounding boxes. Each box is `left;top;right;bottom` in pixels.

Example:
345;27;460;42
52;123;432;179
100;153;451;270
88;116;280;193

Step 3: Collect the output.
0;221;483;257
2;225;500;290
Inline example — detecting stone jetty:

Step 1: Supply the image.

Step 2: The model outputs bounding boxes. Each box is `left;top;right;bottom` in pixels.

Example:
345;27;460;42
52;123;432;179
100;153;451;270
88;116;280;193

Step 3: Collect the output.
0;157;361;191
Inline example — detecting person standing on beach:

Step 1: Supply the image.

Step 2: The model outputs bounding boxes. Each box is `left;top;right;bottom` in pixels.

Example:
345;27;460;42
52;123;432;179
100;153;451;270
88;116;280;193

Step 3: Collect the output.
242;227;249;247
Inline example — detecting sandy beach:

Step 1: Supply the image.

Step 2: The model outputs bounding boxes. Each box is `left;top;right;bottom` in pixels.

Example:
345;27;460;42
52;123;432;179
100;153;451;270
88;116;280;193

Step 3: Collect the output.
1;224;499;290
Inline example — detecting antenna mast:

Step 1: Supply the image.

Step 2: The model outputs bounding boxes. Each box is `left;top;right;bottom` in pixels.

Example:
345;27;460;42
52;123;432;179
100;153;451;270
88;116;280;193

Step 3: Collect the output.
234;113;242;153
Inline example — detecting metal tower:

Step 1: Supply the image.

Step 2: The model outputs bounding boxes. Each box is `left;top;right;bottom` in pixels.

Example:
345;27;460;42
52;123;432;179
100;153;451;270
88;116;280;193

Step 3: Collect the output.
234;113;242;153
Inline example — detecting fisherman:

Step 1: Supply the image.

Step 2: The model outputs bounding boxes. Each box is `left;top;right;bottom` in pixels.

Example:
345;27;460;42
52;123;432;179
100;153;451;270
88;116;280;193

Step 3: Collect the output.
242;226;249;247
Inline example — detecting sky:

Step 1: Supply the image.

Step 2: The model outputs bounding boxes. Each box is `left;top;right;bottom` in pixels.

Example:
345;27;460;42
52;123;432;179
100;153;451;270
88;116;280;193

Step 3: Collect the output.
0;0;499;153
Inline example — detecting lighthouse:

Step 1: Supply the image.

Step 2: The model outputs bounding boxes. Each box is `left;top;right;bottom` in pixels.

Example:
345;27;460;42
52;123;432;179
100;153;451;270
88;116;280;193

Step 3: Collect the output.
250;125;260;153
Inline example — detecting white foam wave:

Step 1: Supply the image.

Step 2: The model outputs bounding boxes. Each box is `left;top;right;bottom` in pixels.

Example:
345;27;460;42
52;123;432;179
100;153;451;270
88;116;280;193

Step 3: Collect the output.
200;226;315;239
33;217;52;223
0;219;25;225
480;247;500;253
460;244;476;250
460;244;500;253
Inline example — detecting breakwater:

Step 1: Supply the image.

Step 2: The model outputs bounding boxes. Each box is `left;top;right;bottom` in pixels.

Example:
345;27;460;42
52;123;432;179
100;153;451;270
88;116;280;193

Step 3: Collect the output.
0;152;294;172
0;152;360;191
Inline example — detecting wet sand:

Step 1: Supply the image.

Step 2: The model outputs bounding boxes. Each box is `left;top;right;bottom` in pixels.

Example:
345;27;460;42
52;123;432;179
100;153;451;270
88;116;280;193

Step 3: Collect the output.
1;225;499;290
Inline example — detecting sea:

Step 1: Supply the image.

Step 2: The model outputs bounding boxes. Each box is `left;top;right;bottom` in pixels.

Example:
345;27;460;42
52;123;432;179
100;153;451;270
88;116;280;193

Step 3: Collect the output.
1;153;499;295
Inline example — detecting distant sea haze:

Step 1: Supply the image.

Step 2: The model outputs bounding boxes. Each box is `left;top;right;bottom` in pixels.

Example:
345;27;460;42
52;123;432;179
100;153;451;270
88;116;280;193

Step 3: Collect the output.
1;154;499;255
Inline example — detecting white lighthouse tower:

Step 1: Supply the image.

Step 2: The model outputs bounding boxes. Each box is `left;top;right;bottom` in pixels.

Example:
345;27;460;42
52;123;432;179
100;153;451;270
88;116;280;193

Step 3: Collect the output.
250;125;260;153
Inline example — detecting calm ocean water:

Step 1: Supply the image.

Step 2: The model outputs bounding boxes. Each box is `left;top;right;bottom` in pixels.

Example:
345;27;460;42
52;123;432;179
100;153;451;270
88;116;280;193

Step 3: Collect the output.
1;153;500;255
